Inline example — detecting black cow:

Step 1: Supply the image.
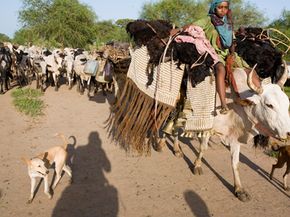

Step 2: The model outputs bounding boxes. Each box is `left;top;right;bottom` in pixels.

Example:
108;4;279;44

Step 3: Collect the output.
0;46;13;94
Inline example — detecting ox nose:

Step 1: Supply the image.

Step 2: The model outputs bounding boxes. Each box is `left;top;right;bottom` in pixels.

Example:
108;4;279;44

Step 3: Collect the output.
46;171;49;174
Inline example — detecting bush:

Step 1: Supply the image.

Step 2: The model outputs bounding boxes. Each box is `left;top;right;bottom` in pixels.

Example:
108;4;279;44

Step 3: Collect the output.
11;88;45;117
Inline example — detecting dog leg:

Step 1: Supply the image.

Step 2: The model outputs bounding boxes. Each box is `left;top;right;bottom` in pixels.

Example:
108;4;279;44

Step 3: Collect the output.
269;166;275;180
52;163;64;189
283;162;290;191
43;175;52;199
270;155;286;180
63;164;73;184
27;177;36;204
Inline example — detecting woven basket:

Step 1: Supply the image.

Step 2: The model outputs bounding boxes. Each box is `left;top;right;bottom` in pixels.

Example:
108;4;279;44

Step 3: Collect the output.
127;46;184;107
185;74;216;131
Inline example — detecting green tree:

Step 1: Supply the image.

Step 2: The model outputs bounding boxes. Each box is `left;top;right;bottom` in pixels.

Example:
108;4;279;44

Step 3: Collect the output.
94;20;131;48
0;33;11;42
18;0;97;48
140;0;266;29
229;0;266;27
140;0;207;27
268;10;290;61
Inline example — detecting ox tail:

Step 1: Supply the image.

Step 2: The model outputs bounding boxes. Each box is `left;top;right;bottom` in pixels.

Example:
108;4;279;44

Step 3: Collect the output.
55;133;69;150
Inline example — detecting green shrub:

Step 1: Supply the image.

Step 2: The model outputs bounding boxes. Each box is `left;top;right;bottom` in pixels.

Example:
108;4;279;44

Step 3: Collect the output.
11;88;45;117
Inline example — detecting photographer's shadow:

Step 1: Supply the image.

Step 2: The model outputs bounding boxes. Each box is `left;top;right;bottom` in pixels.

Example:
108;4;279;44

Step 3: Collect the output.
52;131;118;217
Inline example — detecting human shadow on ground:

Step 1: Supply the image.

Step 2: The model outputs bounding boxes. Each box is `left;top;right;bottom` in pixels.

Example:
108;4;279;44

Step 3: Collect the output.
184;190;211;217
52;131;118;217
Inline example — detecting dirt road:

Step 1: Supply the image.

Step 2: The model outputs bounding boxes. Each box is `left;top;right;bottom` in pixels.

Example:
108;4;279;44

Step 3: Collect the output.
0;84;289;217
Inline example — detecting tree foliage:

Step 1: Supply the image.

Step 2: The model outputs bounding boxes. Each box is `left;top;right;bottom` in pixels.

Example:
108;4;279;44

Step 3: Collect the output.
13;0;288;53
140;0;266;29
268;10;290;61
140;0;207;27
0;33;11;42
18;0;97;48
94;19;132;48
229;0;266;27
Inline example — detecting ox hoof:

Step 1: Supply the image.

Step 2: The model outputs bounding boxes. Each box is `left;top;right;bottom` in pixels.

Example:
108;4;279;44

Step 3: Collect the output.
154;145;163;152
174;150;184;158
284;186;290;191
155;140;166;152
235;190;251;202
26;199;33;204
193;166;203;175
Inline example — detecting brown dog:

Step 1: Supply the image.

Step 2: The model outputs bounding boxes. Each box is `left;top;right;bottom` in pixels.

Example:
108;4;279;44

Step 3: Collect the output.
22;133;72;203
269;145;290;191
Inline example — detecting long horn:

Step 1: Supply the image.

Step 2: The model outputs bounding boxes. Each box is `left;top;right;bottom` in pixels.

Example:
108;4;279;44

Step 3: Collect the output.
277;60;288;88
247;64;263;94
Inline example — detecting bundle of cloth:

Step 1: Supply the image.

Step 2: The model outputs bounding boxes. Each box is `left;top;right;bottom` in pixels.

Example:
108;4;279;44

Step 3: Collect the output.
235;27;285;83
126;19;215;87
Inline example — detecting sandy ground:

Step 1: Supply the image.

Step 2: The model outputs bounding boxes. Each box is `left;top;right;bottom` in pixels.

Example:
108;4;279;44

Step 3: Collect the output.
0;83;289;217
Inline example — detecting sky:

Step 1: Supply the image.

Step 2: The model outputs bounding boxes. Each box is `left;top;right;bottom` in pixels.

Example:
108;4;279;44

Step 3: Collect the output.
0;0;289;38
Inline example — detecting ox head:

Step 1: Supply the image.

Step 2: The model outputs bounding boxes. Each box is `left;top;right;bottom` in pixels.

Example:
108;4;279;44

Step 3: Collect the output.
246;61;290;140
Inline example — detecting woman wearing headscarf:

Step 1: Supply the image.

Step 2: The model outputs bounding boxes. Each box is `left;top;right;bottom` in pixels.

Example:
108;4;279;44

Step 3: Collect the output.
194;0;248;114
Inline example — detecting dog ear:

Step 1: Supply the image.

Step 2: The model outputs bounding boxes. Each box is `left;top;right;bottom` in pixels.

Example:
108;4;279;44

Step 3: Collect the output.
42;152;48;161
21;157;31;165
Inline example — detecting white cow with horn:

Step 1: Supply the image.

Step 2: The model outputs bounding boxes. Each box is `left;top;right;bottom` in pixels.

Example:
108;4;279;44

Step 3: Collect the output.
159;62;290;202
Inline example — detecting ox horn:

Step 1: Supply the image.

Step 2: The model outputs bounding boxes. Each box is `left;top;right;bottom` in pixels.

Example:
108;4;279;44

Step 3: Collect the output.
277;60;288;88
247;64;263;94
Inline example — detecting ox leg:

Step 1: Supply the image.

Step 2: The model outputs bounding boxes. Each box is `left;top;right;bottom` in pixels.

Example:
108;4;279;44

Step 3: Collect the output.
80;79;84;95
3;77;8;93
193;135;209;175
173;135;183;158
53;73;59;91
230;142;251;202
155;133;167;152
68;73;73;90
101;83;107;96
41;74;47;92
76;76;80;93
35;73;40;89
0;78;3;94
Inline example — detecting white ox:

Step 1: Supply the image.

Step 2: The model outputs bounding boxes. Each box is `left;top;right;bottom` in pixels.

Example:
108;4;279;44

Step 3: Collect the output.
159;64;290;202
63;48;75;89
42;48;64;91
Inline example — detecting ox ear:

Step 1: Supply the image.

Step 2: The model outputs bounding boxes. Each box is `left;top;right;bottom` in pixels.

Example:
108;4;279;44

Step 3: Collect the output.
235;98;255;107
244;94;260;106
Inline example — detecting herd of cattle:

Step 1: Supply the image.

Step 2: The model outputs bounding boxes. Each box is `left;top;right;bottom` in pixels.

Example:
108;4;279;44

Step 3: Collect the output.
0;41;122;95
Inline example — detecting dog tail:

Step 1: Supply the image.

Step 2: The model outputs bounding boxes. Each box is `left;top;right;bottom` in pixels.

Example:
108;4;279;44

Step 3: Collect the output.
55;133;69;150
271;142;282;152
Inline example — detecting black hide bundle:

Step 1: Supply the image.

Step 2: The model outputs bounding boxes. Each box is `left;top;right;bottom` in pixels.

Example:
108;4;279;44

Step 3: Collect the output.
126;20;214;87
235;27;284;83
172;42;214;87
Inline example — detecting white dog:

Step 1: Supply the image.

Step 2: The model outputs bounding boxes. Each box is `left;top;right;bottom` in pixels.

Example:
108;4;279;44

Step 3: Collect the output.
22;133;72;203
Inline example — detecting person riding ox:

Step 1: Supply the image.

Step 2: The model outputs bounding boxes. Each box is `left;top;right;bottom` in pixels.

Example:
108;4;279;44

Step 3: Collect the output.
110;1;290;201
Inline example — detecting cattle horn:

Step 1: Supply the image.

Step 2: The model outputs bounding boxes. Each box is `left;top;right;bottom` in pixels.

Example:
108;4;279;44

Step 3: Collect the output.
277;60;288;88
247;64;263;94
